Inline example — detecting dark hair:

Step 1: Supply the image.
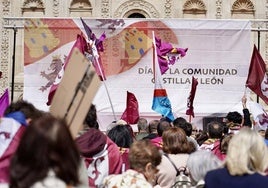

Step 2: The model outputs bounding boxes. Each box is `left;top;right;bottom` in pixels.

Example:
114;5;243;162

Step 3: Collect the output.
157;119;171;137
195;130;209;146
226;111;242;124
173;117;187;127
4;100;43;120
207;121;224;139
162;127;192;154
174;120;193;137
107;124;133;148
84;104;99;129
9;114;81;188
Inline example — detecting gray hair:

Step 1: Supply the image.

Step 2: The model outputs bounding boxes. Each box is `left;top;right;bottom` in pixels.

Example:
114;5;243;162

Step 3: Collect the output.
187;150;222;182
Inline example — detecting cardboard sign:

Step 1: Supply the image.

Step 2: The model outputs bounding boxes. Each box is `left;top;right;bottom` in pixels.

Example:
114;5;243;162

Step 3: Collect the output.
50;48;100;137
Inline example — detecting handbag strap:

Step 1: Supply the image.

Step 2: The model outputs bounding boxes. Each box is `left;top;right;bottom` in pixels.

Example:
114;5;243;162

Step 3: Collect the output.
163;153;180;176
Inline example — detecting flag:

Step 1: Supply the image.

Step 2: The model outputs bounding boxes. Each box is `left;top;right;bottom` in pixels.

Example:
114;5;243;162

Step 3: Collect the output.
186;76;198;117
0;89;9;116
155;36;188;75
80;17;106;80
151;35;175;121
249;101;268;131
121;91;139;124
46;34;88;105
246;45;268;105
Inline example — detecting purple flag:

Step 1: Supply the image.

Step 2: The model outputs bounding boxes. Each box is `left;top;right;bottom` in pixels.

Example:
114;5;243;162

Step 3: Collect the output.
0;89;9;116
155;37;188;75
80;17;106;80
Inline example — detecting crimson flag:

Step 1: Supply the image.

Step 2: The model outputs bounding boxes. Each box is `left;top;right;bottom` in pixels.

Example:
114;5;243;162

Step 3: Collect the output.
186;76;198;117
46;34;88;105
121;91;139;124
0;89;9;116
246;45;268;105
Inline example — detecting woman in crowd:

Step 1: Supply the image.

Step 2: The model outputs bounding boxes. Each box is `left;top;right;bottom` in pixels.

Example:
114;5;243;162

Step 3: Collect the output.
9;113;87;188
155;127;194;188
187;150;222;187
107;123;134;171
102;139;162;188
205;127;268;188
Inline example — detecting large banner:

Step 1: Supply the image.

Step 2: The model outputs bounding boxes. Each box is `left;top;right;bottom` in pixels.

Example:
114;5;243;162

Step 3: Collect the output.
23;18;251;130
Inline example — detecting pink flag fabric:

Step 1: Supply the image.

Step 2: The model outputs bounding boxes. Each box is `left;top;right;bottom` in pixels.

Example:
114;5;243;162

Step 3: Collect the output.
246;45;268;105
155;37;188;75
46;34;88;105
80;17;106;81
186;76;198;118
121;91;139;124
0;89;9;116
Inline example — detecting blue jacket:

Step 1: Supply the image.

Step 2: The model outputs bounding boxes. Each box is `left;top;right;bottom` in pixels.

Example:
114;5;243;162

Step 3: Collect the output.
205;167;268;188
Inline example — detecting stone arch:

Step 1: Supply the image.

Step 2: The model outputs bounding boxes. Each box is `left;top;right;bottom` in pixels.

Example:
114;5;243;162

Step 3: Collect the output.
125;9;148;18
113;0;159;18
69;0;92;17
70;0;91;8
183;0;207;14
22;0;45;14
127;12;146;18
232;0;255;14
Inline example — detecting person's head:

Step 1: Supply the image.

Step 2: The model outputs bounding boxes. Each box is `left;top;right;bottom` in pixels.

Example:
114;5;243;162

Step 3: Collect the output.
207;121;223;139
226;127;268;175
157;119;171;137
187;150;222;183
4;100;43;124
107;124;133;148
173;117;187;127
148;119;159;134
220;134;233;154
84;104;99;129
9;113;81;188
174;120;193;137
129;139;162;184
162;127;192;154
225;111;242;124
195;130;209;146
137;118;148;132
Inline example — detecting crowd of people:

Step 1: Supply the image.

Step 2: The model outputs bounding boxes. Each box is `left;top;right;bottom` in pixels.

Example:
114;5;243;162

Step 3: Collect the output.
0;96;268;188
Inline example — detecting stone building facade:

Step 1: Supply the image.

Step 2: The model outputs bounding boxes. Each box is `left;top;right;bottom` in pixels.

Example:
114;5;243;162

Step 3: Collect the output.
0;0;267;100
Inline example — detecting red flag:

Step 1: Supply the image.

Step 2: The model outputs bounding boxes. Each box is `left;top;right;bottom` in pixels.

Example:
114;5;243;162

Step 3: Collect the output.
121;91;139;124
186;76;198;118
246;45;268;105
46;34;88;105
0;89;9;116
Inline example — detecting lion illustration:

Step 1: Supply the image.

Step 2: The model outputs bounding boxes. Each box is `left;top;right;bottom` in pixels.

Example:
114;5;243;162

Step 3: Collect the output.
39;55;64;92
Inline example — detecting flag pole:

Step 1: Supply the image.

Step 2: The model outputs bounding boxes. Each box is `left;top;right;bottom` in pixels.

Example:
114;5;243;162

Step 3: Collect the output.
94;56;117;121
188;115;192;123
